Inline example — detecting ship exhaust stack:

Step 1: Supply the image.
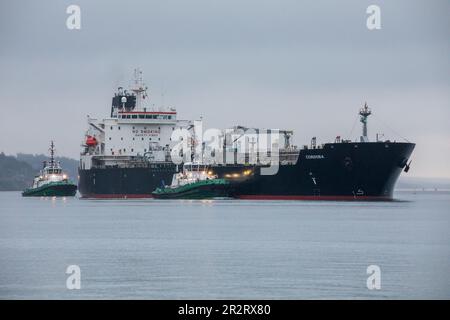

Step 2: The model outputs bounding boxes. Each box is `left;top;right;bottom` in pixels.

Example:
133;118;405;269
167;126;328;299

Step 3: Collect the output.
359;102;372;142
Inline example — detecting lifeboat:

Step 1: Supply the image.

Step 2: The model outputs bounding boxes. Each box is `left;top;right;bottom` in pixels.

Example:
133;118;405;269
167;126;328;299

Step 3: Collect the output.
86;135;98;147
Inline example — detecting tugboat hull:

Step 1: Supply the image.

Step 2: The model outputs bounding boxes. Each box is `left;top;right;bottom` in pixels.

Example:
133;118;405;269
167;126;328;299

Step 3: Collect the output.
22;182;77;197
152;179;232;200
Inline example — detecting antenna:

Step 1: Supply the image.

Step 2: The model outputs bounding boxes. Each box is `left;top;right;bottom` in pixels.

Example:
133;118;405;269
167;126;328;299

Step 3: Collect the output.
161;91;165;109
281;130;293;149
130;68;148;110
359;102;372;142
161;80;165;109
49;141;55;167
311;137;317;149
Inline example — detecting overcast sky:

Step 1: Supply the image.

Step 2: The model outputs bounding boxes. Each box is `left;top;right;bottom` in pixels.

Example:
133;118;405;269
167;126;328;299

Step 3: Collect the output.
0;0;449;177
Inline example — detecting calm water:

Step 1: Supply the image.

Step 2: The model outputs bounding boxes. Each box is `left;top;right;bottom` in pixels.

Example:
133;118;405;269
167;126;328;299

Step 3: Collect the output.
0;191;449;299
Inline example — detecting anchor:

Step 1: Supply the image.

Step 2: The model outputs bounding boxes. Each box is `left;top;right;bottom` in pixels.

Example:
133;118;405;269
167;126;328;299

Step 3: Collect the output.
404;160;412;173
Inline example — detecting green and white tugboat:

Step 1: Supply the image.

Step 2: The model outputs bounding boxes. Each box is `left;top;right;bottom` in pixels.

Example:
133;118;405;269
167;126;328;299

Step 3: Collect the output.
152;165;233;200
22;141;77;197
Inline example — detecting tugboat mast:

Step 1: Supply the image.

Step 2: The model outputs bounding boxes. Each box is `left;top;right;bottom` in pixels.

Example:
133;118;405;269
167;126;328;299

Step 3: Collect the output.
359;102;372;142
49;141;55;168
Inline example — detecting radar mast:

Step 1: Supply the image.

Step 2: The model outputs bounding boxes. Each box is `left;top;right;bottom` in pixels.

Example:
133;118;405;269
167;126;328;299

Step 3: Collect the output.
130;68;148;111
359;102;372;142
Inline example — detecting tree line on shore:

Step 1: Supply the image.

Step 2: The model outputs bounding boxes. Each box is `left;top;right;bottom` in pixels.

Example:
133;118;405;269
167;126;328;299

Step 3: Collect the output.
0;152;78;191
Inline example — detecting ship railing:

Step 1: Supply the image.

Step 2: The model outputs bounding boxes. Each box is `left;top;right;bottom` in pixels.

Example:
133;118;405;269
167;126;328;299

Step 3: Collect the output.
90;160;175;169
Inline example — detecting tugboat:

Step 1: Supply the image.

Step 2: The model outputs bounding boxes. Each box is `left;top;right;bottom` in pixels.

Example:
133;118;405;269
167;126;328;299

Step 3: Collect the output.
22;141;77;197
152;165;233;199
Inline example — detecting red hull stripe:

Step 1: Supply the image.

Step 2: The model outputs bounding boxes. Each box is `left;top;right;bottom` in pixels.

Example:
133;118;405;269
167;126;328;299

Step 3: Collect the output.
236;195;392;201
81;194;153;199
81;194;391;201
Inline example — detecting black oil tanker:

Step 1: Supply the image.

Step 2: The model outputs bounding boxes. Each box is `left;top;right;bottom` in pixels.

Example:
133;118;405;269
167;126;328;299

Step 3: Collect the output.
78;139;414;200
205;141;415;200
78;71;415;200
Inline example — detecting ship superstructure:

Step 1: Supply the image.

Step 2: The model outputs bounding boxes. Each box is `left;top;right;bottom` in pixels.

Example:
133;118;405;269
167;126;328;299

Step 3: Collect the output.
78;69;200;198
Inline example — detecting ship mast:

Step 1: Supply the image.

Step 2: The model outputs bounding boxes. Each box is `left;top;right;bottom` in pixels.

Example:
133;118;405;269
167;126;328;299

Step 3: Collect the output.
359;102;372;142
49;141;55;168
130;68;148;111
